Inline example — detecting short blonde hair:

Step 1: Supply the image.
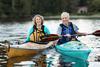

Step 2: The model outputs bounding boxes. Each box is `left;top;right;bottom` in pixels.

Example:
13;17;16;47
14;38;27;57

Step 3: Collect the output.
61;12;70;19
32;14;44;25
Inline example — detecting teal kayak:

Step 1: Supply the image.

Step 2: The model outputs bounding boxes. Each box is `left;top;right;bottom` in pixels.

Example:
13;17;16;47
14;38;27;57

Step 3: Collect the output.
55;41;91;67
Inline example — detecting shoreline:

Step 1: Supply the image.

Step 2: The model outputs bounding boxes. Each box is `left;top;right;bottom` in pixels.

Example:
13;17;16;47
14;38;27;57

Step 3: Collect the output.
0;15;100;22
44;15;100;20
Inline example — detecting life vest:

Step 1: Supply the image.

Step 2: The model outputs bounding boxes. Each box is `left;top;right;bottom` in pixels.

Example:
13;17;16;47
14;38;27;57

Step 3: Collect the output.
57;22;77;45
60;22;76;35
30;25;45;42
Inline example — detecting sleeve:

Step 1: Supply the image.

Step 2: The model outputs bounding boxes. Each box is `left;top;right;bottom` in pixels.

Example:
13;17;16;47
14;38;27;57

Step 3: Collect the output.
44;26;50;34
24;26;34;43
72;24;79;32
57;26;62;35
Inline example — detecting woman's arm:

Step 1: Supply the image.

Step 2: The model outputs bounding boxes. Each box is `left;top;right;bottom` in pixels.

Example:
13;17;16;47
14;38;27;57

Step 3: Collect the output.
44;26;50;34
73;24;87;36
57;26;62;35
76;32;87;36
24;26;34;43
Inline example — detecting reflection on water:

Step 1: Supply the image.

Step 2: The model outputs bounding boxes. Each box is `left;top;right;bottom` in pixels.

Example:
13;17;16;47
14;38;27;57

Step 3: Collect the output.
0;54;47;67
0;19;100;67
7;56;38;67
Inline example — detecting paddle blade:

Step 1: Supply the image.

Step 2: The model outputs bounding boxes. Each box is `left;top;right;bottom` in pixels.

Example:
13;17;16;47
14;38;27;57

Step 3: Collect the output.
40;34;59;42
92;30;100;36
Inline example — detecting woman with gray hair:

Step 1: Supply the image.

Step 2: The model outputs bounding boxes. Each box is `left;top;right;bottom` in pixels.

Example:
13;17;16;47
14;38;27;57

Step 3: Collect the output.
57;12;90;67
57;12;87;44
25;14;50;43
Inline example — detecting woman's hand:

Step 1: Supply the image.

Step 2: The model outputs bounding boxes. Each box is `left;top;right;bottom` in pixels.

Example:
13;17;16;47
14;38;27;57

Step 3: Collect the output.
52;40;59;46
64;34;71;38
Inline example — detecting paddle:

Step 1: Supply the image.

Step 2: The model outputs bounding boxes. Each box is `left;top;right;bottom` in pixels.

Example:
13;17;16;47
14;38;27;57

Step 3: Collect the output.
40;30;100;42
88;30;100;36
40;34;59;42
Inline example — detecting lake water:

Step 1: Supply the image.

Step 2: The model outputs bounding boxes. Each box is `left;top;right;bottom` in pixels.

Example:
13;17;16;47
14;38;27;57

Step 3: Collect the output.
0;19;100;67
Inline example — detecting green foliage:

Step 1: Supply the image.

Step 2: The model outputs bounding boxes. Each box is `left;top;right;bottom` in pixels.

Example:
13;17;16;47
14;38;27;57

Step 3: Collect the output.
0;0;100;21
88;0;100;13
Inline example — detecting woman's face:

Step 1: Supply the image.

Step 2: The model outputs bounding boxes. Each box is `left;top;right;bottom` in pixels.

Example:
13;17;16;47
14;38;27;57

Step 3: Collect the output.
61;17;69;24
35;16;42;25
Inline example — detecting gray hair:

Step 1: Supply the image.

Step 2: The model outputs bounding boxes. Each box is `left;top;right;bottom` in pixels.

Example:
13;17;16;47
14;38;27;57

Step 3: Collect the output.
61;12;70;19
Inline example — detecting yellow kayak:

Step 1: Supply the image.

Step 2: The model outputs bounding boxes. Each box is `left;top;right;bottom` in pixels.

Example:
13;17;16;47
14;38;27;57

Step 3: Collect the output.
7;42;53;58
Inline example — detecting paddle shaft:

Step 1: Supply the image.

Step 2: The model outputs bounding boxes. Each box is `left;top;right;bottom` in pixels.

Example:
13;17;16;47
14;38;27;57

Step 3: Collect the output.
41;30;100;42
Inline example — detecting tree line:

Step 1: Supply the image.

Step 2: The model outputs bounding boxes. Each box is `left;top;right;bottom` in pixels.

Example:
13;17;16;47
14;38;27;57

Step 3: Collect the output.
0;0;100;21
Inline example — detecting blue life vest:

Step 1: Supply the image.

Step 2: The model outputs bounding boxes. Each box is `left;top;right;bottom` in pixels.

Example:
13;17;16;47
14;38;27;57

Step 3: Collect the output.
57;22;76;45
60;22;76;35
